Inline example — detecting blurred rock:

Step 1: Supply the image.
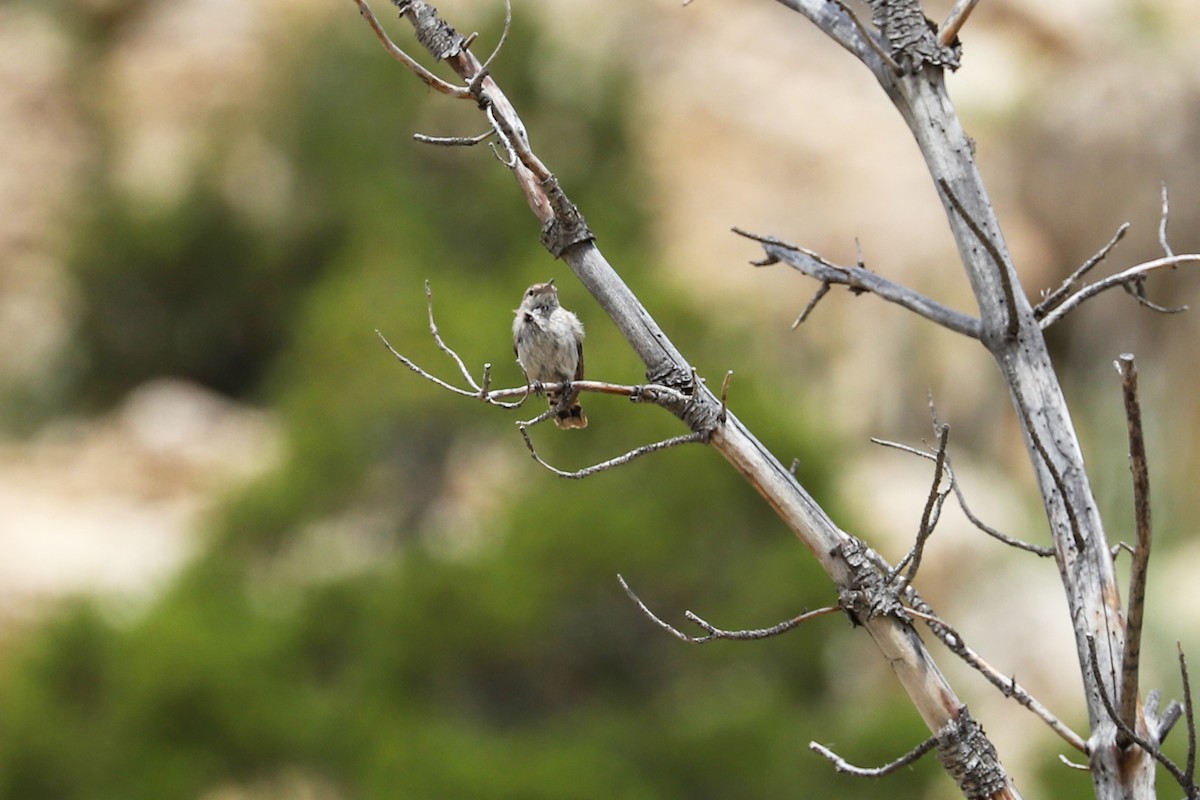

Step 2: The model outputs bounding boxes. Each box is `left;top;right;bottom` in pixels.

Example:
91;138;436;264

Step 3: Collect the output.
0;379;279;620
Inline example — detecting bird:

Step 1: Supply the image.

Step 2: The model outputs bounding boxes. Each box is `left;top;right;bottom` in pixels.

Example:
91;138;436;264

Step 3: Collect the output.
512;279;587;429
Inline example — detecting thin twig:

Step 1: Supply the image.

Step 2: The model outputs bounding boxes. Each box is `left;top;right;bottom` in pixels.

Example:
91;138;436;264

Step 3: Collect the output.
1034;222;1129;319
1040;253;1200;327
938;178;1019;341
810;736;938;777
1058;754;1091;771
618;574;838;643
938;0;980;46
1087;636;1195;793
351;0;471;98
793;281;832;327
423;280;479;388
948;466;1054;556
519;427;706;479
413;130;495;146
887;426;951;589
466;0;511;96
736;227;982;339
1116;354;1151;743
1160;183;1176;259
718;370;733;423
1181;643;1198;797
905;606;1087;752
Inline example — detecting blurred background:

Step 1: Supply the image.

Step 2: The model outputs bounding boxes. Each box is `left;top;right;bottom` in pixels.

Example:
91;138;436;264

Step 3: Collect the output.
0;0;1198;796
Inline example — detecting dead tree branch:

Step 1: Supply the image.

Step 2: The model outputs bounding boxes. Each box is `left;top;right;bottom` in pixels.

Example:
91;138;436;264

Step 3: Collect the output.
735;228;982;339
518;428;706;479
618;574;838;643
1039;254;1199;328
810;735;938;777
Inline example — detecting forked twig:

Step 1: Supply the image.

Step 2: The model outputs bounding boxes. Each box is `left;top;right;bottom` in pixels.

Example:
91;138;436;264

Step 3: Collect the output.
890;424;951;590
1035;223;1129;319
466;0;511;95
519;428;706;479
1039;254;1199;327
619;574;838;643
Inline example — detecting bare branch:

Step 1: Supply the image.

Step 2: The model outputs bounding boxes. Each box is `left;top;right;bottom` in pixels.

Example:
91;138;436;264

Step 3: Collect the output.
1034;222;1129;319
736;227;982;339
937;178;1019;341
1040;254;1200;328
1116;354;1152;744
351;0;471;98
938;0;981;46
618;574;838;643
518;427;706;479
906;607;1087;752
810;736;938;777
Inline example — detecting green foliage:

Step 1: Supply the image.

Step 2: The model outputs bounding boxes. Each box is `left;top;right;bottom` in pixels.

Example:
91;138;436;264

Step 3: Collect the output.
0;6;953;799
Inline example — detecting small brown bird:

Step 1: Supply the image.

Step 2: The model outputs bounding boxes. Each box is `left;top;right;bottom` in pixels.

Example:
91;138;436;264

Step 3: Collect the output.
512;280;587;429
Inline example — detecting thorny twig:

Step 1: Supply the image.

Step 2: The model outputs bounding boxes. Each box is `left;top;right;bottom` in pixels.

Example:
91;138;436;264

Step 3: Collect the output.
618;574;838;643
810;736;938;777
